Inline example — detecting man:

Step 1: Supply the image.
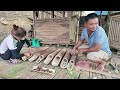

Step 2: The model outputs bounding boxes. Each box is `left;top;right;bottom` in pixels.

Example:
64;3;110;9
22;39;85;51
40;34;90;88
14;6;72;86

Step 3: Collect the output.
71;13;112;71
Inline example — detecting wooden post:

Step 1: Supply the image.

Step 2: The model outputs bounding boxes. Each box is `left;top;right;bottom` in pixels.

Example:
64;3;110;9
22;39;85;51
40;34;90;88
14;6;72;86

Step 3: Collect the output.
51;11;54;18
99;11;102;27
33;11;36;38
68;11;73;43
41;11;44;19
62;11;65;17
76;11;82;43
105;11;111;36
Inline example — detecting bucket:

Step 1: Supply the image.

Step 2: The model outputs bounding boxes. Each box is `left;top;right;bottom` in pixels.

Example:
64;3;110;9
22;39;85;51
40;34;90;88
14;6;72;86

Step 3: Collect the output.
31;38;41;47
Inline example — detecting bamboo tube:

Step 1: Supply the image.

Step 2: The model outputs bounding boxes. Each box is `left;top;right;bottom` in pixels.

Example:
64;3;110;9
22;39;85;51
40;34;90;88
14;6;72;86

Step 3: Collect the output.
60;49;71;68
67;55;77;70
36;47;56;63
28;53;40;62
44;48;61;64
51;48;67;66
28;47;49;62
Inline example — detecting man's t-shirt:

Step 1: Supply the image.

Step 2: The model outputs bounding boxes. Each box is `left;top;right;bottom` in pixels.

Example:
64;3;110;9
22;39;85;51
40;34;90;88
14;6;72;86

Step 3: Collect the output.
81;26;112;55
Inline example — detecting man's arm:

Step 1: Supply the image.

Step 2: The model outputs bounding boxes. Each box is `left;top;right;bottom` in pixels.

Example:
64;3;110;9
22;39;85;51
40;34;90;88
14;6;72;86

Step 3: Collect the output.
79;43;101;54
88;43;101;52
73;39;84;49
71;39;84;55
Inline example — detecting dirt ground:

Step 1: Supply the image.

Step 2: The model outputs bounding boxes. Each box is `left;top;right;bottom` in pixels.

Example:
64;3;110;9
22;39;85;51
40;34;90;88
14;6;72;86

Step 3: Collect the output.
0;11;33;43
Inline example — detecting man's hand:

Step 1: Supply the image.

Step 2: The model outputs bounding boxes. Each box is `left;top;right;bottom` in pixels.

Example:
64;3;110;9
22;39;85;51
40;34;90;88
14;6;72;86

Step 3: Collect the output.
71;47;78;55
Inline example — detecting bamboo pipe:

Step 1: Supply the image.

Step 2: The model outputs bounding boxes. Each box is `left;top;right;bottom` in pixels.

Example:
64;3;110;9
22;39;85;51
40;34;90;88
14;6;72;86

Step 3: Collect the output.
44;48;61;64
28;47;49;62
28;53;40;62
60;49;71;68
67;55;77;70
36;47;56;63
51;48;67;66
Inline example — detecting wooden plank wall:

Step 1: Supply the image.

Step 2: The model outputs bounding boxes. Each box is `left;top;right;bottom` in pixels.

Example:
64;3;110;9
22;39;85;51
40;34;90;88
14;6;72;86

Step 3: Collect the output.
108;15;120;50
34;18;71;45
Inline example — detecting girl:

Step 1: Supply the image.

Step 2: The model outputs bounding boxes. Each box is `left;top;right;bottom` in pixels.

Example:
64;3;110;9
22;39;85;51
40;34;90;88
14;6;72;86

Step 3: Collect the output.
0;24;32;63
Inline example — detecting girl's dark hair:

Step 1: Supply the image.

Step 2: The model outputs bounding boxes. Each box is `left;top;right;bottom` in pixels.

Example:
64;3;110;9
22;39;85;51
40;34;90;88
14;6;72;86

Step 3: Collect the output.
85;13;98;22
12;24;26;38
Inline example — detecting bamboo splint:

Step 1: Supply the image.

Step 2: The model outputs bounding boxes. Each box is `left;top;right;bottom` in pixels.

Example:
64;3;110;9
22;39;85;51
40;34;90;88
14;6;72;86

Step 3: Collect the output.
44;48;61;64
51;48;67;66
75;66;120;79
36;47;56;63
28;47;49;62
67;55;77;70
60;49;71;68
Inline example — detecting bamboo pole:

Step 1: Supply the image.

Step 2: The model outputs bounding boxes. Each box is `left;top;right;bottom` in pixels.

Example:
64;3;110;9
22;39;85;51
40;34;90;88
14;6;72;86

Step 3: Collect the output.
67;55;77;70
60;49;71;68
44;48;61;64
36;47;56;63
51;48;67;66
28;47;49;62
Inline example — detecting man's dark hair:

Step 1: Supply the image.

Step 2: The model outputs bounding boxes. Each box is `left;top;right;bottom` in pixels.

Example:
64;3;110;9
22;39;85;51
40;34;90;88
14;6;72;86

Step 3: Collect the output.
85;13;98;22
79;17;86;26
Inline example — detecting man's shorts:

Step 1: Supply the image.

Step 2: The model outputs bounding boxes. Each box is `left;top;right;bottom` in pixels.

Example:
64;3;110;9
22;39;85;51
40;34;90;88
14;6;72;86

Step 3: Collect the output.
78;44;111;61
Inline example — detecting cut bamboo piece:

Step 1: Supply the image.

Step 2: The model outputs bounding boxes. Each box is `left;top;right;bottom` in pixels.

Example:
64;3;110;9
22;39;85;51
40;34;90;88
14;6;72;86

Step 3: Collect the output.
51;48;67;66
67;55;77;70
36;47;56;63
22;56;28;61
44;48;61;64
60;50;71;68
28;53;40;62
28;47;49;62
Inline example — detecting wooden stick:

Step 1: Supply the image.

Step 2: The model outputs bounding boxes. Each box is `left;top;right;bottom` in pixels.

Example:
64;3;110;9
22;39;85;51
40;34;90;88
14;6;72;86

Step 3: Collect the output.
75;66;120;79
